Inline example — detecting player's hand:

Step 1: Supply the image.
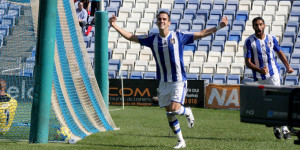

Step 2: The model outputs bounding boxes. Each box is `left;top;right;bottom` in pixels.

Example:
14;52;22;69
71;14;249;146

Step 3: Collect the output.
260;66;269;75
286;66;294;74
219;16;228;28
109;14;117;27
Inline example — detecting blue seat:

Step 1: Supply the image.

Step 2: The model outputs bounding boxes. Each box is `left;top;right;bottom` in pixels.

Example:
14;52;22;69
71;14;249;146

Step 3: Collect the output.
144;72;157;79
196;9;209;22
170;19;179;31
244;67;253;77
201;73;213;83
149;28;159;34
179;19;192;31
183;9;196;20
282;31;296;43
209;9;223;22
278;63;286;75
117;71;128;79
226;0;238;12
84;36;90;48
198;40;211;52
0;24;9;37
280;42;294;54
106;7;118;18
200;0;213;10
236;10;248;22
223;9;236;21
284;76;299;85
293;42;300;54
25;57;35;69
211;40;224;52
2;15;15;28
108;48;112;59
242;77;254;84
213;0;225;11
290;54;300;64
290;64;300;76
215;30;228;42
186;73;199;80
277;53;291;64
187;0;200;10
130;71;143;79
171;9;183;20
228;30;241;42
174;0;186;10
192;19;205;30
227;74;240;84
201;34;214;43
232;20;245;32
297;32;300;43
219;20;232;32
206;19;219;29
0;4;8;15
158;8;170;14
108;71;116;79
213;74;227;84
109;0;122;8
292;1;300;12
109;59;121;71
285;21;299;33
289;11;300;22
8;5;21;18
184;41;197;52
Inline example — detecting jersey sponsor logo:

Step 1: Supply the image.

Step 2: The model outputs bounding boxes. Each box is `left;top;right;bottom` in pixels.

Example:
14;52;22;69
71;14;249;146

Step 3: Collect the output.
170;38;175;44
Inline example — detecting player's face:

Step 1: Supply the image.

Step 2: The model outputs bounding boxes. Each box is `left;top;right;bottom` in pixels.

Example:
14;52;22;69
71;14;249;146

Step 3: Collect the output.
78;2;84;10
253;20;265;37
156;13;171;30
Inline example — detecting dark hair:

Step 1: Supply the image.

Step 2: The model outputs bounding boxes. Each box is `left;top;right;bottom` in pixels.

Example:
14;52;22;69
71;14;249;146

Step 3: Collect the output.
156;11;170;21
252;17;265;26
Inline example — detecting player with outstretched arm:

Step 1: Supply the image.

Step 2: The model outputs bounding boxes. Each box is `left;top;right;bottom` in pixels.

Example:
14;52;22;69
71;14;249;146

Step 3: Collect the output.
109;11;228;149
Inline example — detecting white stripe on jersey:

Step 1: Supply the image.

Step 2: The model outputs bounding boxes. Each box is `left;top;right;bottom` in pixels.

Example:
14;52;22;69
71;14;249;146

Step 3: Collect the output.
172;32;182;81
163;37;172;81
153;36;165;82
266;34;279;77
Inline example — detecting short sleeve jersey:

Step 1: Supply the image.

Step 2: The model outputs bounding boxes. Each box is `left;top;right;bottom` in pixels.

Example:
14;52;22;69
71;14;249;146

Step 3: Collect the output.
244;34;281;81
138;31;194;82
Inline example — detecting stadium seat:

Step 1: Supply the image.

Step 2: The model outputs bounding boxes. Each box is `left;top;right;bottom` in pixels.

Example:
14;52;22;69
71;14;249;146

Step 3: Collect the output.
134;60;148;71
206;19;219;29
126;49;140;60
126;17;140;29
203;62;217;74
0;4;8;15
275;11;288;22
213;74;227;84
110;0;122;8
179;19;192;31
192;19;205;30
230;63;244;75
123;0;135;8
282;31;296;43
139;49;153;61
196;9;209;22
292;1;300;12
244;67;253;77
226;0;238;12
215;30;228;42
183;51;194;62
211;40;225;52
278;1;291;12
220;20;232;32
197;40;211;52
117;70;129;79
252;1;265;11
194;51;207;62
8;5;20;18
216;62;230;74
228;30;241;42
117;38;131;49
144;71;157;79
186;73;199;80
189;62;203;73
278;63;286;75
158;8;170;14
224;41;237;53
209;9;222;22
184;9;196;20
242;77;254;84
83;36;91;48
236;10;249;22
221;52;234;63
130;71;143;79
227;74;241;84
201;33;214;42
174;0;186;10
0;24;9;37
280;42;293;54
262;11;275;22
239;0;251;11
108;71;116;79
242;30;255;41
293;43;300;54
232;20;245;32
131;8;144;20
140;18;152;30
108;37;117;49
288;64;300;76
200;0;213;10
144;8;157;19
112;48;126;60
187;0;200;10
135;0;148;9
290;54;300;64
184;41;197;52
235;52;245;64
118;7;131;19
284;76;299;85
201;73;213;83
265;1;278;13
213;0;225;11
121;59;135;71
148;0;160;10
207;51;221;63
161;0;173;10
223;9;236;22
115;17;127;28
269;30;283;43
289;11;300;22
148;61;156;72
277;52;290;64
285;21;299;33
171;9;183;20
249;10;263;23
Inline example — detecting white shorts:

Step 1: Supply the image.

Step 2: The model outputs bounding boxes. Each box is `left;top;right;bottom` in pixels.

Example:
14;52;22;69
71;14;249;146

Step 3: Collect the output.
256;75;280;86
157;81;187;108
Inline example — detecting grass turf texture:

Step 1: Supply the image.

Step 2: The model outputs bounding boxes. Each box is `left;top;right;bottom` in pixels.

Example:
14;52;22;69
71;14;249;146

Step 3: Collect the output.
0;106;299;150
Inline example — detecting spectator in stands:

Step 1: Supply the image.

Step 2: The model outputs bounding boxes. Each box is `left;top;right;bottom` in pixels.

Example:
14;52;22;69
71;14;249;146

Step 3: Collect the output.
80;0;90;12
76;2;88;35
109;11;228;149
90;0;100;16
244;17;294;140
0;79;17;135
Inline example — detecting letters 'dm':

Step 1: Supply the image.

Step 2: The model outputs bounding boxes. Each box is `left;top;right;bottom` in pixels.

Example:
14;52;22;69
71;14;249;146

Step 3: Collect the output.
208;88;239;106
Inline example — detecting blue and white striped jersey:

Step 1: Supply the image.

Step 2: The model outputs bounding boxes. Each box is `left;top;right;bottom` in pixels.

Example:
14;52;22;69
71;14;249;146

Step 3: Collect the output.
138;31;194;82
244;34;281;81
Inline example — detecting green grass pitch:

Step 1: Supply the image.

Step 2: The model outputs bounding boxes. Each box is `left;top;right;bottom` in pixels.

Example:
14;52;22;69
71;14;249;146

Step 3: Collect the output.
0;106;299;150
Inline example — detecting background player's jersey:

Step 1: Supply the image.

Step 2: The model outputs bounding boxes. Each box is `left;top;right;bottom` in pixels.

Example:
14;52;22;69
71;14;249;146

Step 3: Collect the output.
244;34;281;81
138;31;194;82
0;94;17;135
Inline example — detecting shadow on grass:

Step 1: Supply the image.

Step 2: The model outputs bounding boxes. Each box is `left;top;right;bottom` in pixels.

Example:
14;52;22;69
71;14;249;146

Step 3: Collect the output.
81;143;166;149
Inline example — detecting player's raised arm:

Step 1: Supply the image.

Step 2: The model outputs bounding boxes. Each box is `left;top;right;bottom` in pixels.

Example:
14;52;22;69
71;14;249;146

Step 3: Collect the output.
193;16;228;41
109;14;139;43
277;50;294;74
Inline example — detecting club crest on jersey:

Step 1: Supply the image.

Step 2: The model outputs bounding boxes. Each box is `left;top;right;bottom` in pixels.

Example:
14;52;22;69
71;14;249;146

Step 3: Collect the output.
267;41;272;47
170;38;175;44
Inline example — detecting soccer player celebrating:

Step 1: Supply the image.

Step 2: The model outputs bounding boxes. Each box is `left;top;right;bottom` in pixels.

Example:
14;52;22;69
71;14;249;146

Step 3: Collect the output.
244;17;294;140
0;79;17;135
109;11;228;149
